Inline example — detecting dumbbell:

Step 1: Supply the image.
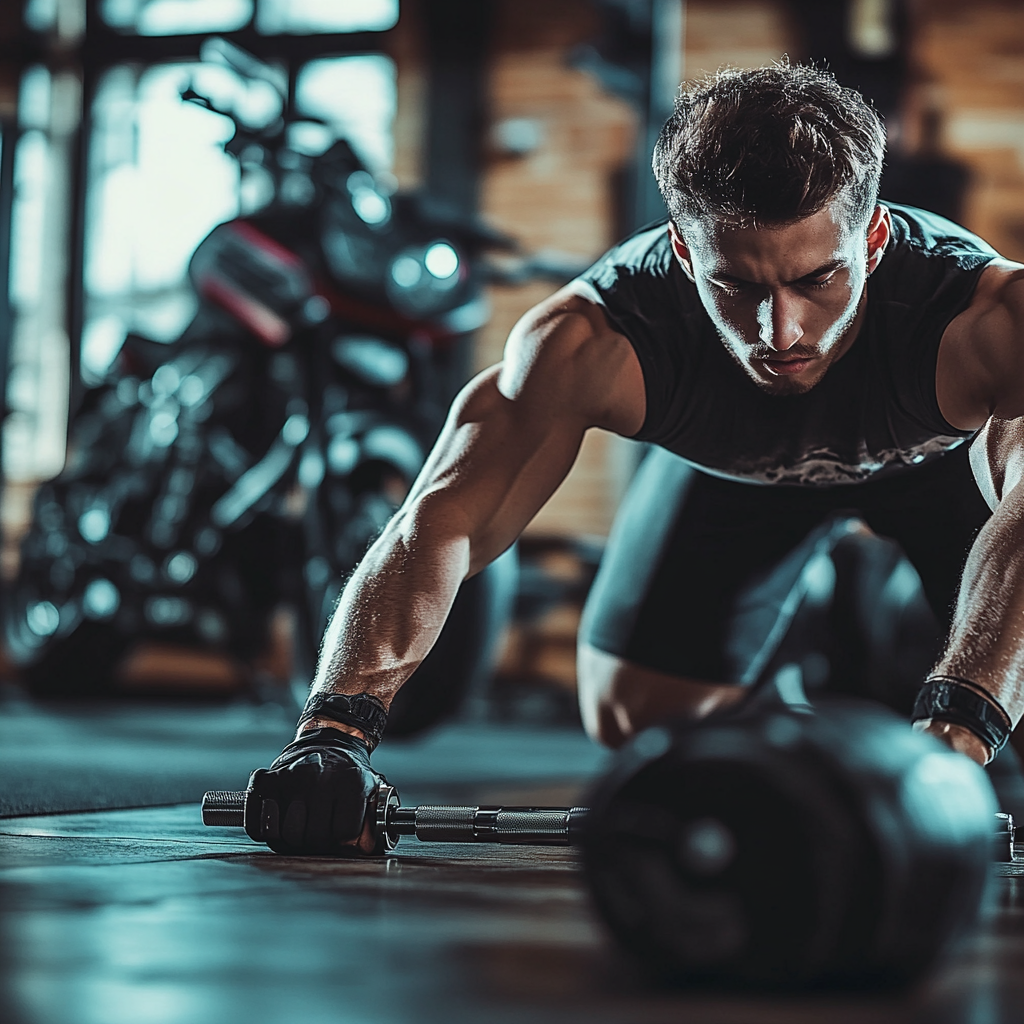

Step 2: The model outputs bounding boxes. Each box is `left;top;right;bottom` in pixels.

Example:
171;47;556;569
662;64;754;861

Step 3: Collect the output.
203;699;1005;988
202;787;1014;860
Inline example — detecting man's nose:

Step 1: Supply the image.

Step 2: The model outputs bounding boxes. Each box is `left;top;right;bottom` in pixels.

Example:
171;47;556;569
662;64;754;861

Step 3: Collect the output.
756;293;804;351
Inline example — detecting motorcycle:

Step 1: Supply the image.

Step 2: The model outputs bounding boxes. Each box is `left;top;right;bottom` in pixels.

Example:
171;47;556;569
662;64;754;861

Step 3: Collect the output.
5;39;523;735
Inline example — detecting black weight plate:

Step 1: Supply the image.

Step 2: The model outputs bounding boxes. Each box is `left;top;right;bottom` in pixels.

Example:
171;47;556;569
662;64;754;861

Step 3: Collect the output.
582;700;996;989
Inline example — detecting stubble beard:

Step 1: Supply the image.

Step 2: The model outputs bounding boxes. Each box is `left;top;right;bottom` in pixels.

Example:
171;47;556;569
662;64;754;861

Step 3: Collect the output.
718;335;830;396
719;301;863;397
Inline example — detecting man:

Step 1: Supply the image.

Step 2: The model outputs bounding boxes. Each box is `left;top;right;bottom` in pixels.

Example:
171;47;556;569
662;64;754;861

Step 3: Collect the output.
244;63;1024;855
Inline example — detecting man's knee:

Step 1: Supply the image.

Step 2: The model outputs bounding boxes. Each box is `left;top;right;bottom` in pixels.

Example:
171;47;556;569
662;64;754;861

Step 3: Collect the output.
576;642;746;748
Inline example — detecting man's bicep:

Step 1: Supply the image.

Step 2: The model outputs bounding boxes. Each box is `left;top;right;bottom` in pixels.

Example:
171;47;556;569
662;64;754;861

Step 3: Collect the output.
970;415;1024;509
400;365;587;572
937;262;1024;430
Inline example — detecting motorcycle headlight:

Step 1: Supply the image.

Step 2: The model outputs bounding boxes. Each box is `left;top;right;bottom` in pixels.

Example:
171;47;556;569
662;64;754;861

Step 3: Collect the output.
424;242;458;279
385;240;462;317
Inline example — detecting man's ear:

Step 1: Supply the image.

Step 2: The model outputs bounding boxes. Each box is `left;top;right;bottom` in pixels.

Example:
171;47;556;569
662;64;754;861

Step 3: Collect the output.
667;222;695;281
865;204;891;275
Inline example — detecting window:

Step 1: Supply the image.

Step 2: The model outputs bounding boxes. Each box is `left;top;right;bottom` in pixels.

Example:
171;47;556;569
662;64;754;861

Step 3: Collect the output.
81;53;397;380
97;0;399;36
101;0;254;35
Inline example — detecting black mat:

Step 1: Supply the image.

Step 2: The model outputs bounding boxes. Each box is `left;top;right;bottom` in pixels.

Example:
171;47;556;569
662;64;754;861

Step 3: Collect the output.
0;694;295;817
0;690;609;817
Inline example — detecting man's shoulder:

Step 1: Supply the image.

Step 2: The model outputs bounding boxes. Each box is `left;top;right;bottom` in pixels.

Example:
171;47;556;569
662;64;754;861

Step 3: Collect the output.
574;220;703;342
500;288;647;435
937;260;1024;427
883;203;1000;274
870;203;1002;330
578;221;677;291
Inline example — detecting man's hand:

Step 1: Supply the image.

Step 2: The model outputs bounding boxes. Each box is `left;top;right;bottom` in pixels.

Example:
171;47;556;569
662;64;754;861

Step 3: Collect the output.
912;719;992;767
244;728;383;855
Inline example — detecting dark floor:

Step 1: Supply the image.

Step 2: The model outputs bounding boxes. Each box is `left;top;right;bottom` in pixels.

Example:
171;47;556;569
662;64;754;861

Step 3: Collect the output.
3;698;1024;1023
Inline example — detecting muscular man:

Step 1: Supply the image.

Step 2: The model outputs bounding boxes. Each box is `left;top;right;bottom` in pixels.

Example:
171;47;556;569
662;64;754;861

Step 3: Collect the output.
244;63;1024;855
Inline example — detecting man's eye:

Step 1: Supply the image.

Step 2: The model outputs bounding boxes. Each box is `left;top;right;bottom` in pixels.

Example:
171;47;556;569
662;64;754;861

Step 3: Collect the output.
712;279;745;294
805;273;836;290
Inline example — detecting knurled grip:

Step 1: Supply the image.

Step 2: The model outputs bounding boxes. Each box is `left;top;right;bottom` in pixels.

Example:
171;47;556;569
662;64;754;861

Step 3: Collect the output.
494;809;571;842
202;790;589;846
409;806;579;844
413;805;478;841
201;790;245;826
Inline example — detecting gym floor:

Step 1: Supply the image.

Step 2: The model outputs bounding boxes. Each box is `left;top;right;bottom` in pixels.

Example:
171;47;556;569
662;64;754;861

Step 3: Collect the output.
2;692;1024;1024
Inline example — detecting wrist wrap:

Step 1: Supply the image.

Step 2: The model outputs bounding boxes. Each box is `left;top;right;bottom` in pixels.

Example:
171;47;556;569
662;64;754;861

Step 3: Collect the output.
911;675;1012;761
298;692;388;752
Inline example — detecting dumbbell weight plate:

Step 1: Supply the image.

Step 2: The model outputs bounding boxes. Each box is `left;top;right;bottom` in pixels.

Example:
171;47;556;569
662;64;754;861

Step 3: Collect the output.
374;783;401;854
581;699;998;989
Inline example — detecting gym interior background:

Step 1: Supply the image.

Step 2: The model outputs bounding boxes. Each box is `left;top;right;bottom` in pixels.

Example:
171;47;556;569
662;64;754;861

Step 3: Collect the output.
1;2;1024;1022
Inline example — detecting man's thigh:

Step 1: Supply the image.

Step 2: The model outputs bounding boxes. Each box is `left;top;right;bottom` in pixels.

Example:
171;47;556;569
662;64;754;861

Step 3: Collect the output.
579;444;991;687
578;448;834;683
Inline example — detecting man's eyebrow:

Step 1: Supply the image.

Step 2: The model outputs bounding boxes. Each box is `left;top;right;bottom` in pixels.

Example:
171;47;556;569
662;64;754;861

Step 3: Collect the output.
711;259;846;286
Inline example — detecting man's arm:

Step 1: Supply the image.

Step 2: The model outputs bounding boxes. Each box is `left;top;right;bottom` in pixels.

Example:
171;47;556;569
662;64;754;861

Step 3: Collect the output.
927;260;1024;764
303;286;645;737
242;287;644;855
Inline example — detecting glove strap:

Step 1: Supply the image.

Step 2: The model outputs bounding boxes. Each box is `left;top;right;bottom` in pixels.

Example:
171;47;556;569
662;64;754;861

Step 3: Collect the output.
911;675;1012;761
298;692;388;752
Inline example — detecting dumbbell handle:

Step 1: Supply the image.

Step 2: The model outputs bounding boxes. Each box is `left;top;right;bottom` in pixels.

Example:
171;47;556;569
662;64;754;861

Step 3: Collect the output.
203;790;1016;860
201;788;589;847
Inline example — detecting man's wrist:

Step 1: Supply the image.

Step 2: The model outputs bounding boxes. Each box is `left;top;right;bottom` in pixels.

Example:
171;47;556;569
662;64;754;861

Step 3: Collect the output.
911;675;1012;765
295;717;367;742
913;718;992;767
296;691;389;751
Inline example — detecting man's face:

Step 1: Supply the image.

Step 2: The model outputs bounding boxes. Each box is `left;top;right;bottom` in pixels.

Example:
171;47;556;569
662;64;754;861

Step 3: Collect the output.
670;203;889;396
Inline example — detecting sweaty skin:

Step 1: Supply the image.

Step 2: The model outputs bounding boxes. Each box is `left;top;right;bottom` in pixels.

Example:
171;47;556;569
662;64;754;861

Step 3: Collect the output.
303;200;1024;774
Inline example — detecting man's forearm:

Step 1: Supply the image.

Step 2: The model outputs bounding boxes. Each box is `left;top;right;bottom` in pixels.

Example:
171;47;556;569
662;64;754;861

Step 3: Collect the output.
306;502;470;711
926;487;1024;757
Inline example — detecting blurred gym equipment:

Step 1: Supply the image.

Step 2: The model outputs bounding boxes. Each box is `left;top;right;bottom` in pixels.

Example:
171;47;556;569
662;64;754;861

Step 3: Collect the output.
4;40;531;733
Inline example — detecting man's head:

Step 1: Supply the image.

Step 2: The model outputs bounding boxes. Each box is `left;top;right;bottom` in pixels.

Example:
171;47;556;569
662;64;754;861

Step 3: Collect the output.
653;63;889;395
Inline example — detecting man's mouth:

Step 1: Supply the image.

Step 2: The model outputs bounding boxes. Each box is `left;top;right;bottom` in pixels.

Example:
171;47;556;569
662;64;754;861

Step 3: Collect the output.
758;354;818;377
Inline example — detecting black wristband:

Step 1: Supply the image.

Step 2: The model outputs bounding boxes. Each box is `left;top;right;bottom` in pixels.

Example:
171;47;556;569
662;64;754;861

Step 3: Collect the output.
298;692;389;752
911;676;1013;760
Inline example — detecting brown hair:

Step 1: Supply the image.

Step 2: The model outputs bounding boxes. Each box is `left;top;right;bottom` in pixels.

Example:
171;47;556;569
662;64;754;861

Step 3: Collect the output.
653;62;885;231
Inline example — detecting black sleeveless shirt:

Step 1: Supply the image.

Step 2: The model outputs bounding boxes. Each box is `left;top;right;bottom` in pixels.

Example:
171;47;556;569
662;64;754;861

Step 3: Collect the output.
578;204;999;487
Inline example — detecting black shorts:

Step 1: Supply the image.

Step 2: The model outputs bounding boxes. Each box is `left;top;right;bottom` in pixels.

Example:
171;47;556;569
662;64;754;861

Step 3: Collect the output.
579;442;991;686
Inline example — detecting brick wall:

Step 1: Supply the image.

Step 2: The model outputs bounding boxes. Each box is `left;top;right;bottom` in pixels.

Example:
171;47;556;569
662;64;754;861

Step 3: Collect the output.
909;0;1024;261
472;0;797;540
478;0;640;539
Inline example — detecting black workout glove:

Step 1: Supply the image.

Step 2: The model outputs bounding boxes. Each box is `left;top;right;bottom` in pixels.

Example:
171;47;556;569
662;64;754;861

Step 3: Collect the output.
244;728;384;856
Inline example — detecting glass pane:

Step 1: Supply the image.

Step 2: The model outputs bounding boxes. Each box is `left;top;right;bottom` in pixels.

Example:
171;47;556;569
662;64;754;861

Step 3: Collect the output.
83;63;241;374
4;66;71;484
101;0;253;36
295;55;396;171
9;131;49;311
24;0;57;33
81;51;396;380
256;0;398;35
